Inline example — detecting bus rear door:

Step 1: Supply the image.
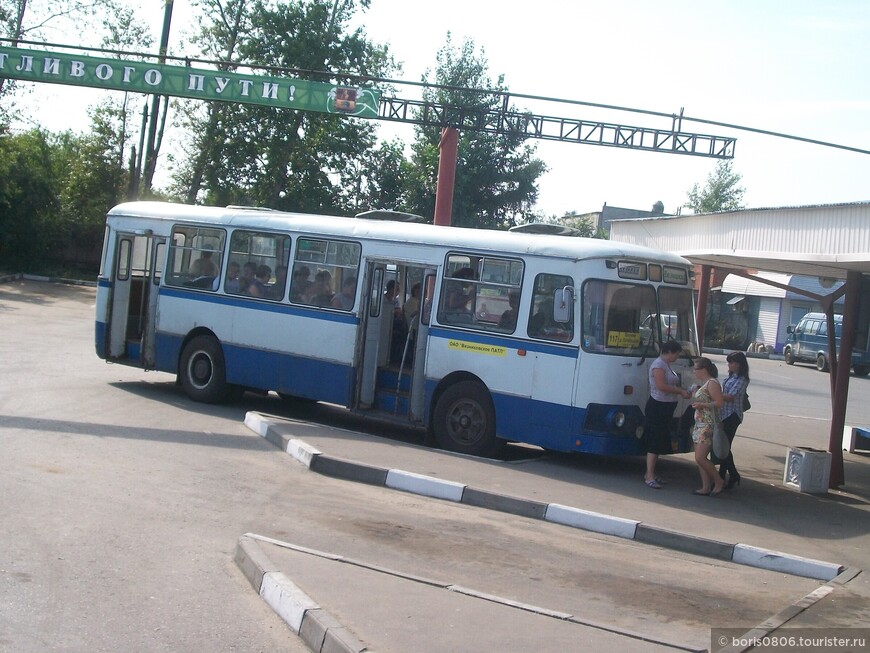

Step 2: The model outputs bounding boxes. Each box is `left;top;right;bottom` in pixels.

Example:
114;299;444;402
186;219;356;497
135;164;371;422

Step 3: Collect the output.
356;260;431;423
106;232;164;366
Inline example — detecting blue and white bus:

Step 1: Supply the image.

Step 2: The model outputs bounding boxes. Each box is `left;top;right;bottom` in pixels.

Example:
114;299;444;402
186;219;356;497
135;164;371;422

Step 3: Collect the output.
95;201;700;457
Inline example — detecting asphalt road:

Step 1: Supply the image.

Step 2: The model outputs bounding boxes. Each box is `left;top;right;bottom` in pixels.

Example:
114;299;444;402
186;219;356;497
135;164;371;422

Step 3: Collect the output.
1;278;867;652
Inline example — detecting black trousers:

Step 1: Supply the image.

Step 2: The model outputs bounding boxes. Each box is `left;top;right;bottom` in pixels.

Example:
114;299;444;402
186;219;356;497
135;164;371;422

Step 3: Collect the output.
718;413;741;478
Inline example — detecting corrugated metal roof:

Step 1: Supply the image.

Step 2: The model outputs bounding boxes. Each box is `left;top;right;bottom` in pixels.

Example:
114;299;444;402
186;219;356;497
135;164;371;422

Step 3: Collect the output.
785;275;845;298
719;272;846;302
721;272;791;297
609;201;870;278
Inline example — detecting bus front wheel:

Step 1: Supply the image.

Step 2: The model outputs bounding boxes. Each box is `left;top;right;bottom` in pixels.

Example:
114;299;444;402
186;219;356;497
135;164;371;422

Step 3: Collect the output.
433;381;503;457
180;335;230;403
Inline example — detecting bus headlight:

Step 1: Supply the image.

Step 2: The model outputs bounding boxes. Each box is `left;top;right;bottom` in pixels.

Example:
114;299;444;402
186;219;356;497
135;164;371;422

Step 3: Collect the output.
607;410;626;429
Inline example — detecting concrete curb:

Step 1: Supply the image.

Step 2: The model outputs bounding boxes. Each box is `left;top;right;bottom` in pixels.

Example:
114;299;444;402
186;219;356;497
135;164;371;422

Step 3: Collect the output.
236;533;705;653
245;412;845;582
235;535;370;653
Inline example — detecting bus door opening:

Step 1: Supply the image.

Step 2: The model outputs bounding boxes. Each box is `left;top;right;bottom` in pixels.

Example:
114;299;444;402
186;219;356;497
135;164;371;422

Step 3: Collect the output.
357;261;429;420
107;232;163;364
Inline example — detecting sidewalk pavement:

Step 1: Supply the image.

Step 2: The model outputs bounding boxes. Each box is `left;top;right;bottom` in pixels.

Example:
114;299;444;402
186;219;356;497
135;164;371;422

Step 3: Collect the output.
236;411;870;653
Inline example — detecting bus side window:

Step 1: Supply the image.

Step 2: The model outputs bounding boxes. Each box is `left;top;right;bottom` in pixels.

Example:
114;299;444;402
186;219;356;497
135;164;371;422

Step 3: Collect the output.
165;226;225;290
528;273;574;341
438;253;523;332
291;238;361;308
225;231;291;300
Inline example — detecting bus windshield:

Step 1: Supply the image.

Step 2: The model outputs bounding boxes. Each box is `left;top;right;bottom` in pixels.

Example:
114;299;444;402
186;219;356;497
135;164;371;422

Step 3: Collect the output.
581;280;697;357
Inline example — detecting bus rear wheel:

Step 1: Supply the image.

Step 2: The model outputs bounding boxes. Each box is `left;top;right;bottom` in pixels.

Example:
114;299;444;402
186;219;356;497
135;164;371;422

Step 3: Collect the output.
433;381;503;457
180;335;230;403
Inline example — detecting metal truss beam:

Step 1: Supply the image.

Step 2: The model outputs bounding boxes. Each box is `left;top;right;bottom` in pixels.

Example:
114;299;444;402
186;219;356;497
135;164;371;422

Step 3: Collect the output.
379;97;735;159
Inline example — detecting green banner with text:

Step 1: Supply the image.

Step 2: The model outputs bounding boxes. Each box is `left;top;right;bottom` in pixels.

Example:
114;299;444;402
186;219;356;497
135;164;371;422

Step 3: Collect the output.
0;46;380;118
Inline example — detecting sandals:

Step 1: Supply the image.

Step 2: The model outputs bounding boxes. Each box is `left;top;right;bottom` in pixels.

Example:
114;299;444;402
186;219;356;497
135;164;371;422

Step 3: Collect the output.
645;478;662;489
692;489;711;496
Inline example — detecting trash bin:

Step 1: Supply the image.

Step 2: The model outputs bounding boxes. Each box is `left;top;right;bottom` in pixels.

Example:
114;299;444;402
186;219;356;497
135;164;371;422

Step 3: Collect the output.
783;447;831;494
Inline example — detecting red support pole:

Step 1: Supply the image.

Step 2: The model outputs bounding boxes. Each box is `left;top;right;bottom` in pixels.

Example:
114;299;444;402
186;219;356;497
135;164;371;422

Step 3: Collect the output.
433;127;459;227
827;271;860;488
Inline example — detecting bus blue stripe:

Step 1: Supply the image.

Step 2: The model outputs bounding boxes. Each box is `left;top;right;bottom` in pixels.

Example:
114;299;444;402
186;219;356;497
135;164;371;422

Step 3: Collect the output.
427;326;578;358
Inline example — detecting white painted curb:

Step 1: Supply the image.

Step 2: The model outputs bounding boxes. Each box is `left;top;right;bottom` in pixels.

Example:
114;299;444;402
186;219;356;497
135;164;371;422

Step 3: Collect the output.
544;503;639;540
385;469;465;502
259;571;320;633
287;438;321;467
244;411;270;437
732;544;842;581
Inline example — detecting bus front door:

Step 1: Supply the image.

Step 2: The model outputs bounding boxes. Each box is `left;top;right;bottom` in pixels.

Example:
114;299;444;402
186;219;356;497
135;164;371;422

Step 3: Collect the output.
107;233;163;365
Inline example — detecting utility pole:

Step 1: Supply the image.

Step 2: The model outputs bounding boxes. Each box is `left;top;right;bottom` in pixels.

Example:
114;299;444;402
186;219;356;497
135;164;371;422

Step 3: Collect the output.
141;0;174;193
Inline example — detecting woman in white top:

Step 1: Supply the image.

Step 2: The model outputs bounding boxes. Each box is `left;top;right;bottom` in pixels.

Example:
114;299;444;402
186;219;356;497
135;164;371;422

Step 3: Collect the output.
643;340;691;489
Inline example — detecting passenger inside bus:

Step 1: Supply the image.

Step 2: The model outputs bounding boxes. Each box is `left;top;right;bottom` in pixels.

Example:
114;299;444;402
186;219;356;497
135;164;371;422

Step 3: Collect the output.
310;269;334;306
498;291;520;331
189;251;219;278
331;276;357;310
440;268;476;325
403;282;422;333
239;262;256;294
384;280;408;364
529;297;571;340
289;266;312;303
270;266;288;300
247;264;272;297
225;261;241;293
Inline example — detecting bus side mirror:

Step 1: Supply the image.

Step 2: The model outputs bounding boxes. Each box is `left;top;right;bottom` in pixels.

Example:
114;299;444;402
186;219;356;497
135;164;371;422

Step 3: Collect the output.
553;286;573;323
787;325;794;334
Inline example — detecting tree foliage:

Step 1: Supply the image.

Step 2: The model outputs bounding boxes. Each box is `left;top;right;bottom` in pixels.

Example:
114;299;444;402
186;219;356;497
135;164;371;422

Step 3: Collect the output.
0;128;60;266
174;0;397;212
685;160;746;213
407;34;546;229
0;117;129;272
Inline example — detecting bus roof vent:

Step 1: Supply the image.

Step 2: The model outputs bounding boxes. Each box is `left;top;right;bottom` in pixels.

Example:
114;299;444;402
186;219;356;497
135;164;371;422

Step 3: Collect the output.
225;205;277;212
355;209;426;223
509;223;583;236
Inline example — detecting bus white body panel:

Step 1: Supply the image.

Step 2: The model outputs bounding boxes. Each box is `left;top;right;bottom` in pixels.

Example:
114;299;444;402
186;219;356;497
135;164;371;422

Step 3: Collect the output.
96;202;700;457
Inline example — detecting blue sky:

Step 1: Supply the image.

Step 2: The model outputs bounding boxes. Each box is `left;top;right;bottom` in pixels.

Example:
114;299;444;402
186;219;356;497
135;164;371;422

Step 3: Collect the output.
14;0;870;217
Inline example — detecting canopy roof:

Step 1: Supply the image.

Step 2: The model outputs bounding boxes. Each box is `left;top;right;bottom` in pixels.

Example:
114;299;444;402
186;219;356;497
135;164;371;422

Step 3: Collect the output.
609;201;870;280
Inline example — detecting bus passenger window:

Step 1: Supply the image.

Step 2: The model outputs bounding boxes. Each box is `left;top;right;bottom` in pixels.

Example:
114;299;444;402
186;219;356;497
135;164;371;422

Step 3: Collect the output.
291;238;361;309
438;253;523;332
226;230;291;300
165;226;225;290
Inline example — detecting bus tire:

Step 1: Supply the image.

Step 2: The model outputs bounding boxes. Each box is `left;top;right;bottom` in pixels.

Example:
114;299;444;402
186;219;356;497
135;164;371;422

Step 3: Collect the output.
180;335;229;403
783;346;795;365
853;365;870;377
816;353;829;373
433;381;503;457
